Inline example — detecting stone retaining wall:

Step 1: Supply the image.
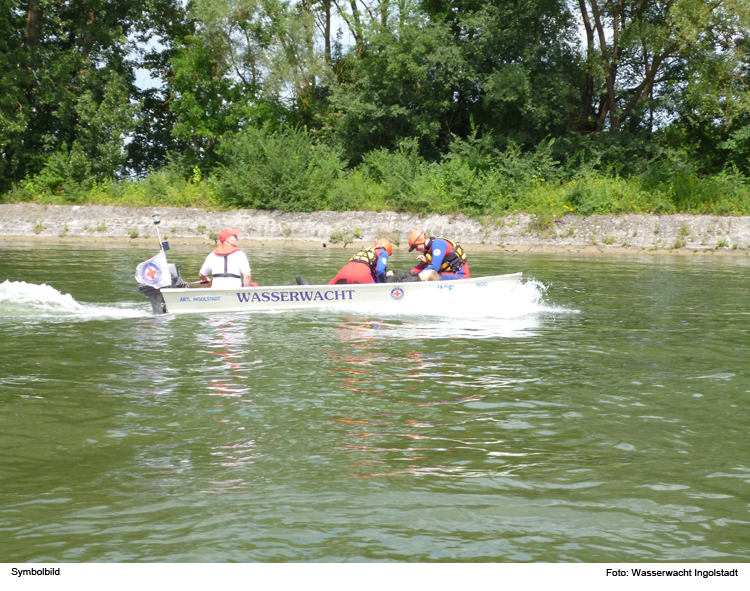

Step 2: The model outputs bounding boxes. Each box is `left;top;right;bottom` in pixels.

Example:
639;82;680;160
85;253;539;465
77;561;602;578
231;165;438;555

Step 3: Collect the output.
3;203;750;256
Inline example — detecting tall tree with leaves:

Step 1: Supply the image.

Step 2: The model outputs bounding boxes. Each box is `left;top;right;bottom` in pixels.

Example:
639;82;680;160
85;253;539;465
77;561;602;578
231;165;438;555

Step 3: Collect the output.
329;14;467;162
459;0;581;144
330;0;581;161
576;0;750;132
187;0;325;110
0;0;170;189
126;0;197;174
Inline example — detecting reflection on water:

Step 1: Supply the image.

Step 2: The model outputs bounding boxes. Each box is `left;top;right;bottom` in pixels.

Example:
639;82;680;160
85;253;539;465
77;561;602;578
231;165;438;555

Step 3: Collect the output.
328;314;545;341
324;314;557;484
196;316;262;479
201;316;254;399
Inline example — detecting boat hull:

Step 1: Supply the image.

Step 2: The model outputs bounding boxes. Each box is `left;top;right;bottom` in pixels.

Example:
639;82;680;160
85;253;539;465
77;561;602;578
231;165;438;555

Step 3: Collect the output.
158;273;522;315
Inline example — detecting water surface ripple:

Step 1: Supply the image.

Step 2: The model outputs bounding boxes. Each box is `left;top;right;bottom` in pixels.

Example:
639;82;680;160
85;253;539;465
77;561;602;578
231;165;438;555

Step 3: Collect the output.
1;244;748;562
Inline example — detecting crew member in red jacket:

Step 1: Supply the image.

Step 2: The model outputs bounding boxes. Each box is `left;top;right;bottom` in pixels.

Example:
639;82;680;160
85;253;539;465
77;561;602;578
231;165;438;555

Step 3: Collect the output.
328;239;393;284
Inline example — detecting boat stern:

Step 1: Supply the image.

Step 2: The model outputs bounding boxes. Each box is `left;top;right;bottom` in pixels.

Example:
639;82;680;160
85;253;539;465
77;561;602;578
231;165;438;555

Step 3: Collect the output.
138;263;186;315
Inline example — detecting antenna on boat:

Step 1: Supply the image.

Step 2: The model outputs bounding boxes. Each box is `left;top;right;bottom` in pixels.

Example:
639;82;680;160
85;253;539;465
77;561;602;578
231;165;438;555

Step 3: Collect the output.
152;213;169;252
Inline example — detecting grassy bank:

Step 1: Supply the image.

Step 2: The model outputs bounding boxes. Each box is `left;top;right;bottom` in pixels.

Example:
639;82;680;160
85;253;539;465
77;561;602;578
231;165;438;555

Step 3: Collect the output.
6;168;750;220
5;129;750;218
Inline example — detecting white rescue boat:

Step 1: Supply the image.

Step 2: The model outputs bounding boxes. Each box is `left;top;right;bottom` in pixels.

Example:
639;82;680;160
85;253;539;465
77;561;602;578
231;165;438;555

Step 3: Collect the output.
147;273;522;315
135;213;523;316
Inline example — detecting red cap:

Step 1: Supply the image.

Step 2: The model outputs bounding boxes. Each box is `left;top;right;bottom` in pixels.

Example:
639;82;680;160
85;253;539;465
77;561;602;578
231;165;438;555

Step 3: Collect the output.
218;228;240;242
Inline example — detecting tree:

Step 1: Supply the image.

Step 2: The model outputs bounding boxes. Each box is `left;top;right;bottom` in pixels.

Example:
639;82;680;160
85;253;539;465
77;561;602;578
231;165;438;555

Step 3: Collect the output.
576;0;750;132
330;1;581;161
329;15;467;162
459;0;582;144
0;0;29;188
127;0;197;174
184;0;326;112
0;0;168;189
166;34;247;170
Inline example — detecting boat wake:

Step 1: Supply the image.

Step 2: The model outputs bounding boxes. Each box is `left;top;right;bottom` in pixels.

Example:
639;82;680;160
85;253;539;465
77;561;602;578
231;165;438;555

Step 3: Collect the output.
321;278;574;340
324;278;558;317
0;280;149;322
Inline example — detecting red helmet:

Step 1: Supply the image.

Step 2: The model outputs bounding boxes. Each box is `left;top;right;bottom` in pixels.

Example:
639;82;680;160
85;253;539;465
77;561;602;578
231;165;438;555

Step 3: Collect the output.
408;230;426;252
374;238;393;256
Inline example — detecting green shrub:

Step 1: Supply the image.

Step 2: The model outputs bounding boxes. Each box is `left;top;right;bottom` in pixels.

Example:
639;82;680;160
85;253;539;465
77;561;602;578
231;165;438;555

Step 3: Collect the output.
212;127;345;211
327;170;390;211
4;133;750;218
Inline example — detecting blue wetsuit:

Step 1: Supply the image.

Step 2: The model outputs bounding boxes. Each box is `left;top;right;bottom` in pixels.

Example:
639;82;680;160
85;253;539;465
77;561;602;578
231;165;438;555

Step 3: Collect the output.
411;238;470;280
374;251;389;283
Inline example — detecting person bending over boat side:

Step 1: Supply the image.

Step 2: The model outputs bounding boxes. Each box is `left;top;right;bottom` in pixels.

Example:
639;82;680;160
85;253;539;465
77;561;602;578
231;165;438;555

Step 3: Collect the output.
407;230;470;281
199;228;255;288
385;269;438;283
328;239;393;285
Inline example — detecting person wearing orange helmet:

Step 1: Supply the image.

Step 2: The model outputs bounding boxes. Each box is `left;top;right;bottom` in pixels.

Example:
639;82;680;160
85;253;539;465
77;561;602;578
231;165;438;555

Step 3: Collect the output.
327;238;394;284
407;230;470;280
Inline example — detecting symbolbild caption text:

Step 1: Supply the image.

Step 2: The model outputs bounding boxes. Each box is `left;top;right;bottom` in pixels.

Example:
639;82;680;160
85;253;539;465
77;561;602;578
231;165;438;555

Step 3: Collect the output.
11;567;61;577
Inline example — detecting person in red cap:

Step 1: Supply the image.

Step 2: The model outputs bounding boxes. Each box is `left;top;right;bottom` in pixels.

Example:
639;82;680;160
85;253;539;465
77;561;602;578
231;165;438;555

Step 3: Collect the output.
199;228;253;288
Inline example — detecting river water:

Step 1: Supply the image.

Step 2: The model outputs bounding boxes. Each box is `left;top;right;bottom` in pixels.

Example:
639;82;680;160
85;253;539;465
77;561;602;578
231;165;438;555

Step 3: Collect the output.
1;243;748;563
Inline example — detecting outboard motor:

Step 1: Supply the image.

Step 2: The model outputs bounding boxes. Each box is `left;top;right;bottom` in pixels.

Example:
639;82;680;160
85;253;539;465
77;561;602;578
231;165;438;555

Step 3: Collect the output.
138;263;186;315
136;213;188;315
138;283;166;315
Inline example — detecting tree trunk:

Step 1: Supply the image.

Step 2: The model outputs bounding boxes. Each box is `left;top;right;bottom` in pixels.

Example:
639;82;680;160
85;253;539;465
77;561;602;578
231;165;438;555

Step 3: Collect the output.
577;0;597;131
332;0;363;45
588;0;620;130
26;0;40;46
350;0;363;43
323;0;331;63
380;0;389;28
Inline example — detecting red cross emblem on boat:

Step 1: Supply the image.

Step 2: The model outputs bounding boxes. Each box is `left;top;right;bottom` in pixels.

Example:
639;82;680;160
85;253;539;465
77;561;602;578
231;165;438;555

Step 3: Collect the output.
390;287;405;301
142;263;162;285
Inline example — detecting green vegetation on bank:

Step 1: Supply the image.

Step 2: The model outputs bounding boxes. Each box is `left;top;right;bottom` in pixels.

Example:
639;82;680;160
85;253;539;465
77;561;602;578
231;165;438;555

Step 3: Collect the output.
8;128;750;218
3;2;750;217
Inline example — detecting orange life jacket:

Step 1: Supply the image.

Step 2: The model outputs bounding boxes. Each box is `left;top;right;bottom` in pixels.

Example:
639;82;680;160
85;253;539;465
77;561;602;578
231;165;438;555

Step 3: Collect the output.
212;244;242;280
423;236;467;273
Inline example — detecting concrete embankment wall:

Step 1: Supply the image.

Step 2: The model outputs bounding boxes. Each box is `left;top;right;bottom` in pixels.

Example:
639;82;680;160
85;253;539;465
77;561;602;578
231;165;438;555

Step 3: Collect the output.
3;203;750;256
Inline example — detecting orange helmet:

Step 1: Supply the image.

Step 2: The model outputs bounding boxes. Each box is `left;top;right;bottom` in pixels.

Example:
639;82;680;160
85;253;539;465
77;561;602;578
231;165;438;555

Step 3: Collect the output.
374;238;393;256
408;229;426;252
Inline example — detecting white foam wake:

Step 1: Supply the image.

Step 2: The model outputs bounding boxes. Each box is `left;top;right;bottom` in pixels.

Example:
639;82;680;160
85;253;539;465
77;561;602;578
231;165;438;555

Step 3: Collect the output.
323;278;573;340
326;278;560;318
0;280;149;321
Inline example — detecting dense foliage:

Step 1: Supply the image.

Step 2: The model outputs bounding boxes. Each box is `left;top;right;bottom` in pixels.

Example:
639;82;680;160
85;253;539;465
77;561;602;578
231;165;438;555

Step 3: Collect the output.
2;0;750;216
